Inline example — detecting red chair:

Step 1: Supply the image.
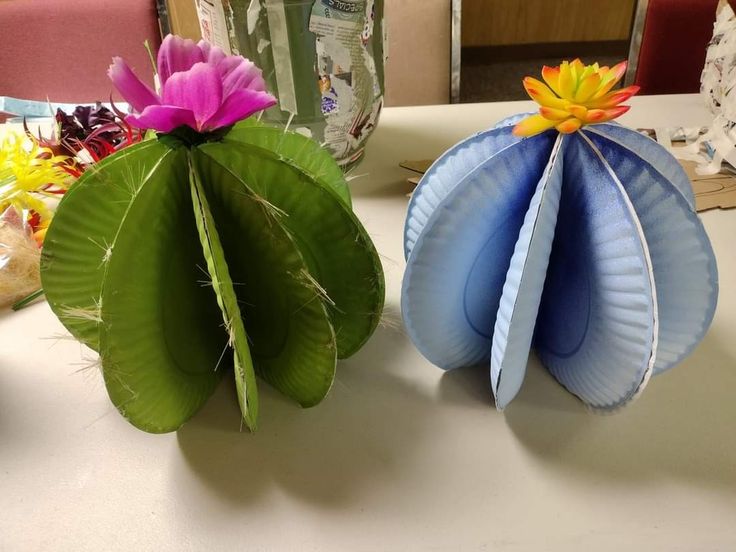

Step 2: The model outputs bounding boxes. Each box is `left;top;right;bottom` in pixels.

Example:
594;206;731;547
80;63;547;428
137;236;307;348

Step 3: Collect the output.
0;0;161;103
626;0;719;94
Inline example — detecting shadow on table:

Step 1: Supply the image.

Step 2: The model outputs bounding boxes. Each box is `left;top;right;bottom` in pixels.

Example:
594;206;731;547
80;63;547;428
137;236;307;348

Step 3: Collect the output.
0;306;18;322
177;304;439;509
476;330;736;492
437;363;495;409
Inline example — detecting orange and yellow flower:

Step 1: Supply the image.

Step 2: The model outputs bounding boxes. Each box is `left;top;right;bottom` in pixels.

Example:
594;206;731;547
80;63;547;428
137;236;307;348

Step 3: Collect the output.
513;59;639;137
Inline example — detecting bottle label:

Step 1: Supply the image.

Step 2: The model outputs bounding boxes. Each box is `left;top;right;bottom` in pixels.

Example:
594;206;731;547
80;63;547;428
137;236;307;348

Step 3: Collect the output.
310;0;382;167
195;0;232;54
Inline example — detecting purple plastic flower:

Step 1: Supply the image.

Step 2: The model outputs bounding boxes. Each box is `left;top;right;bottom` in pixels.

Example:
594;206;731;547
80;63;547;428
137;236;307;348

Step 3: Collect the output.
108;34;277;134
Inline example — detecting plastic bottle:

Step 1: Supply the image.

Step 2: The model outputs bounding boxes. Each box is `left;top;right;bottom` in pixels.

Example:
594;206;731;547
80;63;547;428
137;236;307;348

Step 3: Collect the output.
198;0;385;172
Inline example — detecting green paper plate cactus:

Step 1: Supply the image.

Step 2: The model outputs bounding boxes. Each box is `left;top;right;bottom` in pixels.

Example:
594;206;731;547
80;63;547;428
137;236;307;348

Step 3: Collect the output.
40;36;384;433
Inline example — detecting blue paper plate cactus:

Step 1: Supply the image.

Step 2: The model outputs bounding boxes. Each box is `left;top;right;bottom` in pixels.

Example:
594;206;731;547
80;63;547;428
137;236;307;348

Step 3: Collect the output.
402;60;719;411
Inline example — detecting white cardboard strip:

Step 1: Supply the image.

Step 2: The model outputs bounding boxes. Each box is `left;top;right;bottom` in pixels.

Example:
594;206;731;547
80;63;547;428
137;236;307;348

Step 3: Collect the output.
265;0;298;115
196;0;233;54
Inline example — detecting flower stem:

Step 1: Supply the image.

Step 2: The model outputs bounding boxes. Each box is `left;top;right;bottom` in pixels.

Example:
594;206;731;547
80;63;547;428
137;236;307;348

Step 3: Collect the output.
143;39;161;94
12;288;44;311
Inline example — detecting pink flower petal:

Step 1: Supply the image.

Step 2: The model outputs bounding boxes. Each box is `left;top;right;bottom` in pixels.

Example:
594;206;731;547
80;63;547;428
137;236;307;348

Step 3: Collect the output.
217;57;267;97
197;40;227;67
126;105;197;133
203;88;277;130
162;62;223;130
107;57;159;113
157;34;206;86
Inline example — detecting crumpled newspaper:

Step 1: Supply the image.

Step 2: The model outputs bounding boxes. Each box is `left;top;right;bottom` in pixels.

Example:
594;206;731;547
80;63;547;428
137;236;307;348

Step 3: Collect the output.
678;2;736;174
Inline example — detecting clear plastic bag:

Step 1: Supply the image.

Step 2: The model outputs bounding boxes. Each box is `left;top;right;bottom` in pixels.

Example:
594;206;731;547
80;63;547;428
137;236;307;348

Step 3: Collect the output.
0;206;41;309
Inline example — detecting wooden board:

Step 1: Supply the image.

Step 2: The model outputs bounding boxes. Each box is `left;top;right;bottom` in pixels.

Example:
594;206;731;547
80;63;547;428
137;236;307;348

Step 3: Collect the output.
462;0;636;47
166;0;203;40
384;0;451;106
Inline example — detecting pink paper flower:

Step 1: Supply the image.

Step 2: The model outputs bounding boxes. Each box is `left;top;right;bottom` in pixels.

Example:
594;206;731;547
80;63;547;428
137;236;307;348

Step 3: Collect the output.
108;35;277;134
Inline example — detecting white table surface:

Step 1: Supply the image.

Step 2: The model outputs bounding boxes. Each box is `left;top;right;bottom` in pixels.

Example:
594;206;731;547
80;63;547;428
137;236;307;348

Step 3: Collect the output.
2;95;735;551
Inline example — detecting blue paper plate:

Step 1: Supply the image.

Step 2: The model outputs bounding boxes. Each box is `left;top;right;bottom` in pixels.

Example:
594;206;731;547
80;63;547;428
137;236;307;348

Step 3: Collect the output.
588;123;696;209
404;125;530;259
402;134;555;369
402;113;719;411
581;129;719;373
535;134;657;410
491;136;564;409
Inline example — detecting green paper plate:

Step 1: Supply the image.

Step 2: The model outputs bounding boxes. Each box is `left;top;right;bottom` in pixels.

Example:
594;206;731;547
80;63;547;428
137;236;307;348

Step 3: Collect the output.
41;140;176;349
98;150;225;433
42;123;382;430
193;148;337;407
188;157;259;430
228;120;351;207
201;136;384;358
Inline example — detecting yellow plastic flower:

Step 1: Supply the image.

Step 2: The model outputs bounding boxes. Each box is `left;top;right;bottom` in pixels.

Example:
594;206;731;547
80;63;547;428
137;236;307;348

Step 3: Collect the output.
513;59;640;137
0;131;73;226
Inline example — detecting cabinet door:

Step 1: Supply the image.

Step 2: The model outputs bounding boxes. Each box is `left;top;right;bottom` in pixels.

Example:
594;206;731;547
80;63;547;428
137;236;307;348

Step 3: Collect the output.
462;0;636;47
